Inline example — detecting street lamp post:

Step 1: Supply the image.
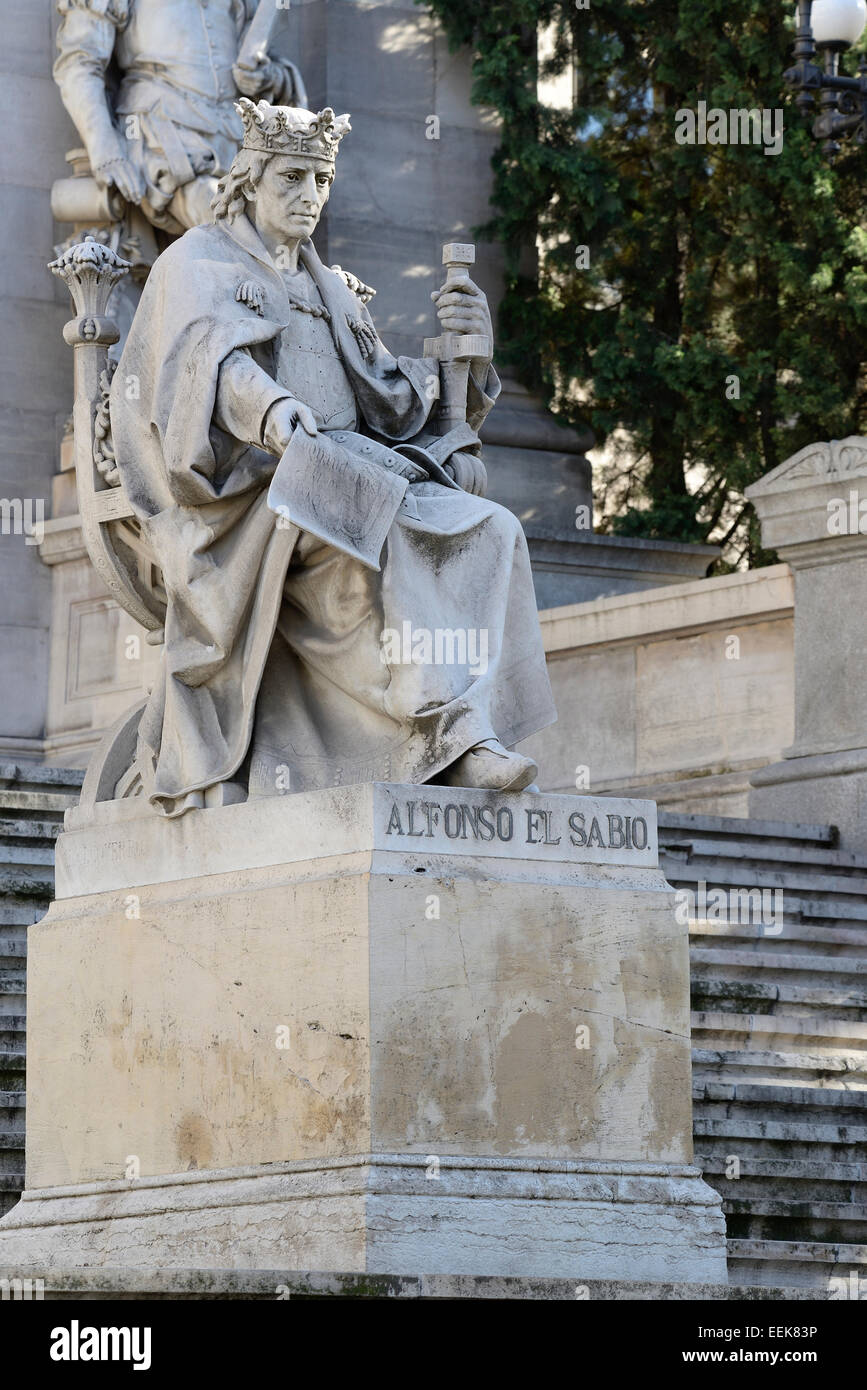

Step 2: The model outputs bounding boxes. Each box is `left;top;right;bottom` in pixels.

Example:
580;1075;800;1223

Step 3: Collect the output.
785;0;867;155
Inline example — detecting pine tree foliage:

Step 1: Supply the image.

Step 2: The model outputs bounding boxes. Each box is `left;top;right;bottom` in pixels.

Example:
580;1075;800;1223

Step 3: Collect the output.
422;0;867;565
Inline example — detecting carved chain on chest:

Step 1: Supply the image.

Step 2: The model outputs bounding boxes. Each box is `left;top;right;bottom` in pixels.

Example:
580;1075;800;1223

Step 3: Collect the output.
236;278;377;360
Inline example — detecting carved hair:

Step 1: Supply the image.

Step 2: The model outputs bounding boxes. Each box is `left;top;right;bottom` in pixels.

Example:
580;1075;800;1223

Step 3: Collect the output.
211;149;274;222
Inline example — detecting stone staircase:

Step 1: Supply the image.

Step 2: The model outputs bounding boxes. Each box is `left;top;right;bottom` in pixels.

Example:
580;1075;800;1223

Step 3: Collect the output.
659;811;867;1292
0;764;83;1217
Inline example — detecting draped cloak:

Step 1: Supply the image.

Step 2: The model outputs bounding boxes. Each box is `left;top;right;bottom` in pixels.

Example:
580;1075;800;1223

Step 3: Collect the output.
110;214;556;815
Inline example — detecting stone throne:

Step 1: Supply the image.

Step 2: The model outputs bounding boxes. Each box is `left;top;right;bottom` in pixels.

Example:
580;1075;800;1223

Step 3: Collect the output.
49;236;163;808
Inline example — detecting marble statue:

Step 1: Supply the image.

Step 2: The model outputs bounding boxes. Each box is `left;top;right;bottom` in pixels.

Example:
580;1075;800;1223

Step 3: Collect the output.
54;0;306;234
105;99;556;815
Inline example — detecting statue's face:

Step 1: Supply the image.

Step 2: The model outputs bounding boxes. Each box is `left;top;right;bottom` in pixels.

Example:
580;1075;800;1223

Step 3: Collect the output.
250;153;334;242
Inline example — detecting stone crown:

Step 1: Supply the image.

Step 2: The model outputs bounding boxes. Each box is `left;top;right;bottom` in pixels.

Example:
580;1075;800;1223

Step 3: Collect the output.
237;98;351;163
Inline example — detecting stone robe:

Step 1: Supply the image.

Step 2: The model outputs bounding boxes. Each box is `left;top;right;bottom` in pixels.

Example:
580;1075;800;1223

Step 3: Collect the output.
111;213;556;815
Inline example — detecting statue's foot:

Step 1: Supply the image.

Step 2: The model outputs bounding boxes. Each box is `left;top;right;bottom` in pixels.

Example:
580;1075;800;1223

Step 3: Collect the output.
441;738;538;792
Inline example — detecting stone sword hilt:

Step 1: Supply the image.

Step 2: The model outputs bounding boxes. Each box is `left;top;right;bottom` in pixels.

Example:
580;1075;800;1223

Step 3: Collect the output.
423;242;491;434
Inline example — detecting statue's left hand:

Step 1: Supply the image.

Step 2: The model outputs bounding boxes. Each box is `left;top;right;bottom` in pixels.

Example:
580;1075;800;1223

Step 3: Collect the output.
431;275;493;367
233;55;281;98
444;452;488;496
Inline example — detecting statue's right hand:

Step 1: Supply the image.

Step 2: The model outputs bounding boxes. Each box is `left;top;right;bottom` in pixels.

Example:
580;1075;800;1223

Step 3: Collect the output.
263;397;318;454
94;157;146;205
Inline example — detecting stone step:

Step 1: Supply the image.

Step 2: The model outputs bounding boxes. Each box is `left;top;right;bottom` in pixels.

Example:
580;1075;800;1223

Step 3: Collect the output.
0;1176;24;1219
694;1117;867;1163
0;1095;24;1132
692;946;867;986
0;941;26;960
663;836;867;877
706;1175;867;1223
0;902;48;926
723;1197;867;1224
727;1238;867;1288
686;886;867;927
697;1152;866;1185
724;1205;867;1246
0;1023;25;1050
691;1010;867;1051
806;899;867;924
658;811;835;848
0;1049;25;1073
0;843;55;867
664;858;867;903
691;976;867;1019
692;1048;867;1088
690;918;867;957
0;762;84;792
704;1177;867;1215
0;870;53;901
0;789;78;816
694;1081;867;1122
0;817;61;844
694;1078;867;1112
695;1109;867;1139
695;1110;867;1142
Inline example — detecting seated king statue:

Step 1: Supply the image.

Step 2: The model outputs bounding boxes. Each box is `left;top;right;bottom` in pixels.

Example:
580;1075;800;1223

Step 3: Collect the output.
110;99;557;817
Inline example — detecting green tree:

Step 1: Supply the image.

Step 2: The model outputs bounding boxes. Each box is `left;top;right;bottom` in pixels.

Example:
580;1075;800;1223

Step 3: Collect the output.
422;0;867;564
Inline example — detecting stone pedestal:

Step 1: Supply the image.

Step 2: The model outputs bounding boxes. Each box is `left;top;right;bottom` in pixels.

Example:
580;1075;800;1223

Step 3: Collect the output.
746;437;867;849
0;784;726;1283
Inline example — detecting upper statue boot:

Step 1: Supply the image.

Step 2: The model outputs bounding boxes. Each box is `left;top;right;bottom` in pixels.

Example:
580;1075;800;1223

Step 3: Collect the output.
440;738;538;792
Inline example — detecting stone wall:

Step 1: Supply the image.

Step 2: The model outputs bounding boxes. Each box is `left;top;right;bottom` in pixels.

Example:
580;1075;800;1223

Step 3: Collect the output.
520;565;795;815
288;0;504;360
0;1;77;758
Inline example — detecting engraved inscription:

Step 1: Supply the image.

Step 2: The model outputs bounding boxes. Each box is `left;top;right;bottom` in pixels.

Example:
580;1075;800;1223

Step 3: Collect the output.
384;797;651;854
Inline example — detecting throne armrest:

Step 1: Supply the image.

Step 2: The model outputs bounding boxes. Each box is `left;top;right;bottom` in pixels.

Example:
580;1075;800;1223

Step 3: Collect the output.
50;238;166;637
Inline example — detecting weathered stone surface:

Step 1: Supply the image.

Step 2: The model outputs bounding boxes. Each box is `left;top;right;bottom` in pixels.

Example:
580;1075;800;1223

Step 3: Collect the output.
661;810;867;1289
0;38;72;745
520;566;795;816
747;438;867;848
0;1158;727;1282
0;784;727;1281
0;766;82;1218
0;1266;828;1300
